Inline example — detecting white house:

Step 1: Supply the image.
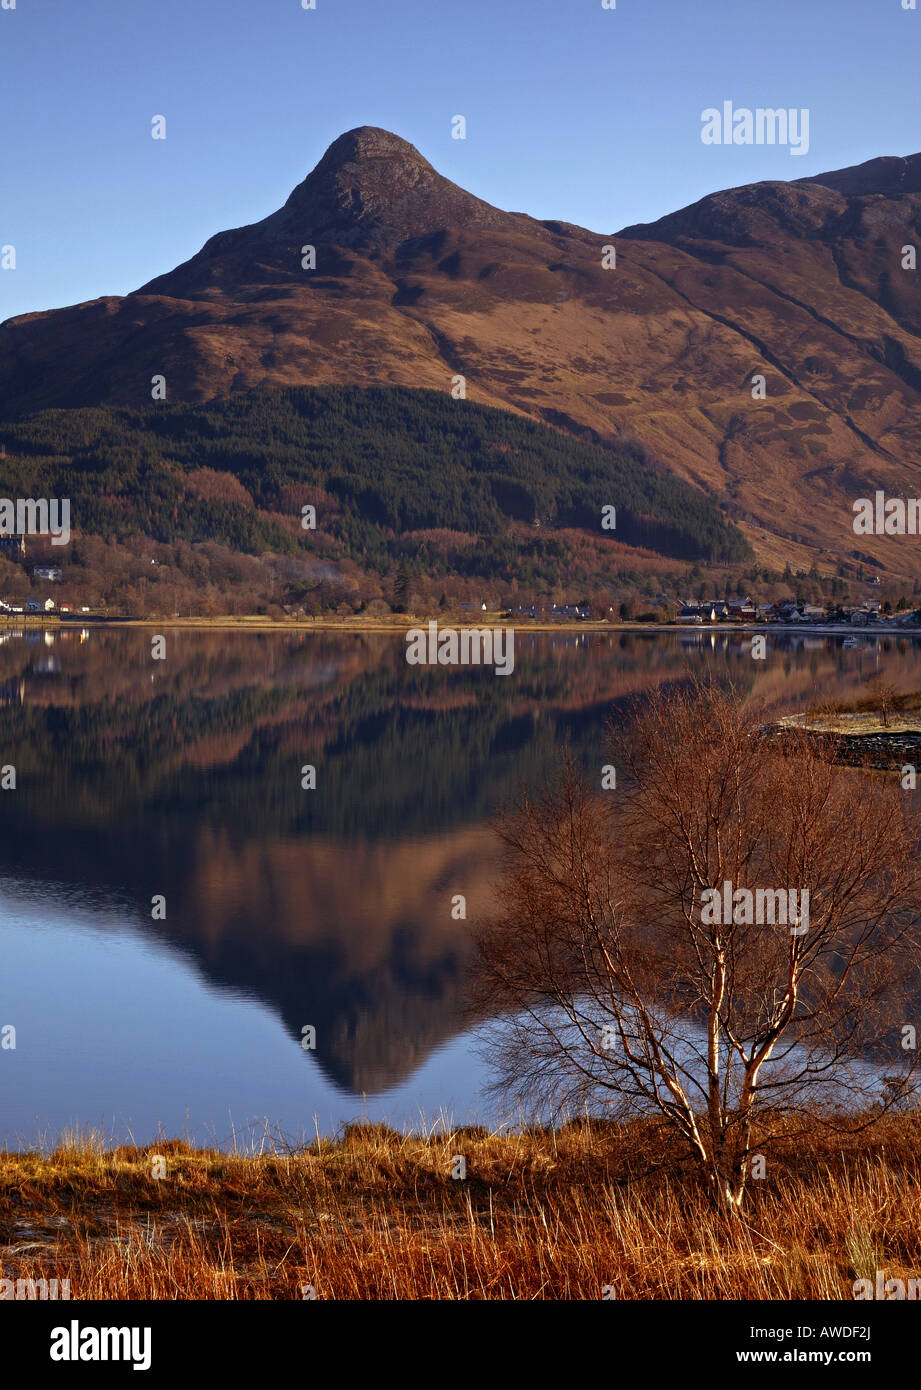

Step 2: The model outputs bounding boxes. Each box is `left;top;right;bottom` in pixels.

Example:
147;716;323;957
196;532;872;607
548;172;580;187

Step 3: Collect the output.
24;596;55;613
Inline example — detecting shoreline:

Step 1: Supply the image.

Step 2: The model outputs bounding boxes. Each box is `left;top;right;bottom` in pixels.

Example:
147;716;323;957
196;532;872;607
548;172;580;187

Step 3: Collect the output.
1;1112;917;1300
1;615;918;636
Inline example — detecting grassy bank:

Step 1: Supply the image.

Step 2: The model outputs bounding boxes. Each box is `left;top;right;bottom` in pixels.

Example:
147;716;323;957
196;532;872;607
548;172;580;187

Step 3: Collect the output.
781;689;921;737
2;1114;920;1299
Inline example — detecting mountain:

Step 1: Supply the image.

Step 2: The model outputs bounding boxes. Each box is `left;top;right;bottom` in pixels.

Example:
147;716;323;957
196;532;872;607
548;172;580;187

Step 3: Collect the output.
2;128;921;581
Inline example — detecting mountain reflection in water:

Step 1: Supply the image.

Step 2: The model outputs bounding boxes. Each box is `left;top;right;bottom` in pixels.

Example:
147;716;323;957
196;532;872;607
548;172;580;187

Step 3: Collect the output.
0;626;918;1144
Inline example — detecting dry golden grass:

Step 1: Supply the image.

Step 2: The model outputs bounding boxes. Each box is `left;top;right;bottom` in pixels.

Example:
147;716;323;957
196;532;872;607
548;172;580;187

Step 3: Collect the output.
788;686;921;736
2;1114;920;1300
783;712;921;736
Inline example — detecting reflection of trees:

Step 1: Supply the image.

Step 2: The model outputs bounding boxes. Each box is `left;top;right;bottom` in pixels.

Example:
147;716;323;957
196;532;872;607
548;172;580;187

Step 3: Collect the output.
2;631;921;839
4;632;921;1097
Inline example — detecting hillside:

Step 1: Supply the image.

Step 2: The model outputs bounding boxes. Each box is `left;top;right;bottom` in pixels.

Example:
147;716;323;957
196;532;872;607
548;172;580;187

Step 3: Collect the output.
0;385;748;615
2;128;920;583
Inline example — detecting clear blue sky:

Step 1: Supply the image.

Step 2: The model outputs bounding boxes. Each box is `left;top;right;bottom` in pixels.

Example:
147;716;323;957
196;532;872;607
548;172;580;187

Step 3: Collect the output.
1;0;918;322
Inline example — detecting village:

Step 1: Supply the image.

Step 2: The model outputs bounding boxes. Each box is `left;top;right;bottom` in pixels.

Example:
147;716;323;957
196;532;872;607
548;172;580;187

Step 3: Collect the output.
674;594;920;629
501;594;921;633
0;590;91;618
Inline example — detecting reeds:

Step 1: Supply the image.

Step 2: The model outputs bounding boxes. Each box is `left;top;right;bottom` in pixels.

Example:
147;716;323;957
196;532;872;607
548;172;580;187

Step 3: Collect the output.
2;1113;920;1299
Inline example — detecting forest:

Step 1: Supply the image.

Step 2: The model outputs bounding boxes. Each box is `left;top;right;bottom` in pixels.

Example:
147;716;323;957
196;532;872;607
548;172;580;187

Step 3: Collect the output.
0;385;751;613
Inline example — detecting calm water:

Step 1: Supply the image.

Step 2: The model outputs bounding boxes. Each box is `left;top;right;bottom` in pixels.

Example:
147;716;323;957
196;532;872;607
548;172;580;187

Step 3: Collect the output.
0;625;918;1147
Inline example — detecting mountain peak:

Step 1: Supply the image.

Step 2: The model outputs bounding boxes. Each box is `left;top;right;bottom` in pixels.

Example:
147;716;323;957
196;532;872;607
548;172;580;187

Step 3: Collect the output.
138;127;521;286
265;124;514;250
132;125;524;295
313;126;430;173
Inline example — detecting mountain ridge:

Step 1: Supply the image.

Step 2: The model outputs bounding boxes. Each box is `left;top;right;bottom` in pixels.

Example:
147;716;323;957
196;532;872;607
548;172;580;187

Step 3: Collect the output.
2;128;921;581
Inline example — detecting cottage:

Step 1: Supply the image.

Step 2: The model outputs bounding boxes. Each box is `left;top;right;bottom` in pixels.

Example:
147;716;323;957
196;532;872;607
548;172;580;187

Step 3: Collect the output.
24;596;55;614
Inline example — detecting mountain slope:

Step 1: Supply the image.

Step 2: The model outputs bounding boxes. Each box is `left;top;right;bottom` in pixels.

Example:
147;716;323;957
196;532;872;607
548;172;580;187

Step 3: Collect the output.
2;130;921;578
0;385;749;619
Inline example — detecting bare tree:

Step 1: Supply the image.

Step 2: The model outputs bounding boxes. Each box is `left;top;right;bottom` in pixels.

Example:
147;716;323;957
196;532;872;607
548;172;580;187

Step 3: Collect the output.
472;679;921;1214
866;675;900;730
